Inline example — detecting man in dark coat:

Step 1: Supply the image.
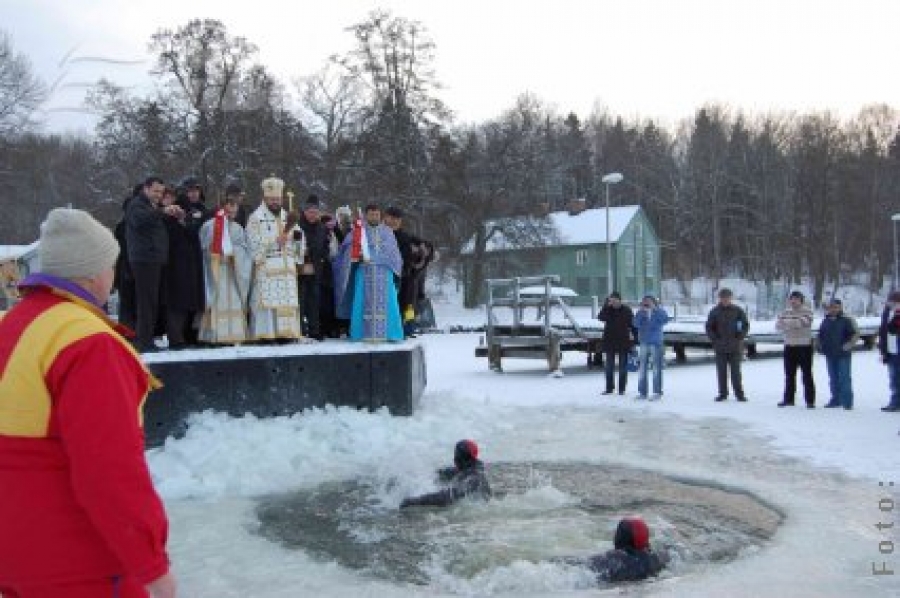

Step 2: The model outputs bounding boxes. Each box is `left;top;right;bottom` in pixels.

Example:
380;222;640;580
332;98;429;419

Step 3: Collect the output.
384;206;433;338
318;213;341;338
705;288;750;402
400;440;492;508
124;176;172;353
113;184;142;330
168;176;209;347
878;290;900;412
296;194;332;340
585;517;667;583
599;291;636;396
158;185;196;349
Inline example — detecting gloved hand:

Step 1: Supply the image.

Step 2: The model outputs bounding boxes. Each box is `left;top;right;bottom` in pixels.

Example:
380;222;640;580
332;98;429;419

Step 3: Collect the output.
842;342;853;352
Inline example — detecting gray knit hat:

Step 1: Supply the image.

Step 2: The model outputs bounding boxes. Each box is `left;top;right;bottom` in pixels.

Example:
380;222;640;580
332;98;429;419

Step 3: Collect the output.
38;208;119;279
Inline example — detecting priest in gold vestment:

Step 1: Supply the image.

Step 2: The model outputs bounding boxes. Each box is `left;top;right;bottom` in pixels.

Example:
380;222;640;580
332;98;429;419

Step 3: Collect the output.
246;176;304;340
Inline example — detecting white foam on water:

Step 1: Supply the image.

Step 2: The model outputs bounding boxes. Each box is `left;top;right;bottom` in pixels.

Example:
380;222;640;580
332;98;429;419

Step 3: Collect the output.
150;331;900;597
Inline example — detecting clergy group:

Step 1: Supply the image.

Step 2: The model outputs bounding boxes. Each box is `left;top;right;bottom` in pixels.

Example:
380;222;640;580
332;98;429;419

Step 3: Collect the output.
116;175;430;352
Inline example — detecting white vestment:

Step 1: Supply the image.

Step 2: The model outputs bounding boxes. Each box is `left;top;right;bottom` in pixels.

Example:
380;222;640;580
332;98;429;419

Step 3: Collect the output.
246;204;303;340
198;216;253;344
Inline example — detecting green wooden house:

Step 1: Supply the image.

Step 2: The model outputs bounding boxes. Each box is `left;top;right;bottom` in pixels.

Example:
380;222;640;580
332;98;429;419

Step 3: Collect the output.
461;203;661;305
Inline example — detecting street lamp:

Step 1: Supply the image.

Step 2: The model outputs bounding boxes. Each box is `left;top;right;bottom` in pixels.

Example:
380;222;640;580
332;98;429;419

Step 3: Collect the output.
601;172;624;296
892;213;900;288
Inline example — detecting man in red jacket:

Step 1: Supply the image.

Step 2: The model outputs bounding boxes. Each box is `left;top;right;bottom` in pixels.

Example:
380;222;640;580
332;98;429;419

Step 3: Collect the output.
0;208;175;597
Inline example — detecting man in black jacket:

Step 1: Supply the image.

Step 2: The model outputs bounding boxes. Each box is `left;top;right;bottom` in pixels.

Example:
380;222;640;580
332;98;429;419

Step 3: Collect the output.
400;440;492;508
125;176;176;353
113;184;142;330
706;288;750;402
384;206;433;338
296;195;332;340
170;176;210;346
878;290;900;412
599;292;637;396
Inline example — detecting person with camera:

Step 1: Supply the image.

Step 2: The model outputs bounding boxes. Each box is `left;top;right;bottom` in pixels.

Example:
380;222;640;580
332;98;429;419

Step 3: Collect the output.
632;295;670;400
775;290;816;408
598;291;636;396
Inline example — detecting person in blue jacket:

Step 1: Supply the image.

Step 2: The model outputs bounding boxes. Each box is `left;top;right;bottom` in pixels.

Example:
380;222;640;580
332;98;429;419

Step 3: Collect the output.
817;298;860;410
632;295;670;400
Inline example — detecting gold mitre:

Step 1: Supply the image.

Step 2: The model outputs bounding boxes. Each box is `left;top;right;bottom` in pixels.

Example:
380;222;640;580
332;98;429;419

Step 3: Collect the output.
261;175;285;198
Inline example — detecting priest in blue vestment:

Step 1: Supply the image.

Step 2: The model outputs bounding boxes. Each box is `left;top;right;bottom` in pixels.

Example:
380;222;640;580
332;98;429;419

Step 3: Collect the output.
334;203;404;341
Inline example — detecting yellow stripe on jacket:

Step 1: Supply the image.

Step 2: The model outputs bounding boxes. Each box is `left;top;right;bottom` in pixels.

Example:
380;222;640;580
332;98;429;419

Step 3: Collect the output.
0;300;159;437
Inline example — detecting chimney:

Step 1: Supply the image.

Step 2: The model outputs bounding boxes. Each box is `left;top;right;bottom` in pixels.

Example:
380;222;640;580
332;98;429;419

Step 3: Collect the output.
567;197;587;216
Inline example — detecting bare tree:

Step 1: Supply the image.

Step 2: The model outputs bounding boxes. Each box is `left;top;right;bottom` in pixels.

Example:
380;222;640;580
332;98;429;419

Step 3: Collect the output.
0;31;46;136
295;63;365;193
335;9;448;199
149;19;258;183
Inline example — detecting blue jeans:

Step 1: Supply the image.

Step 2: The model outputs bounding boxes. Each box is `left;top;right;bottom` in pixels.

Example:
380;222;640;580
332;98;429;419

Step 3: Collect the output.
887;354;900;408
638;343;664;396
825;354;853;408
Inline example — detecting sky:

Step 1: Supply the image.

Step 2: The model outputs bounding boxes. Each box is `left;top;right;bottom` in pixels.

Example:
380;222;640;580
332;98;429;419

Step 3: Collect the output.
5;0;900;135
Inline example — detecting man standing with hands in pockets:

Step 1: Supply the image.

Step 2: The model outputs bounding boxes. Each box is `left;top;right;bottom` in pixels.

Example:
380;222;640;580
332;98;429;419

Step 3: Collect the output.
706;288;750;402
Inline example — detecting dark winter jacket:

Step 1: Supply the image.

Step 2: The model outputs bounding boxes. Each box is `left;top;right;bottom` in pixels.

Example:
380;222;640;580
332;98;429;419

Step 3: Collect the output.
400;460;492;508
113;195;134;289
393;228;433;310
599;303;636;352
176;196;211;241
705;303;749;353
298;217;330;277
817;312;860;357
587;548;666;583
124;192;168;264
878;305;900;357
163;197;209;312
161;215;204;312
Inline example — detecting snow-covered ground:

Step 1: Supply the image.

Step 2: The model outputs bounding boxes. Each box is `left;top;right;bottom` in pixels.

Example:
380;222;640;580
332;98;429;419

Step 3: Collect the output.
147;298;900;597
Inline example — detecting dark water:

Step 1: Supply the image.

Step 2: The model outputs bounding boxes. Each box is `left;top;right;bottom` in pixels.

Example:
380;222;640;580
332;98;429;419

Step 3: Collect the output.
254;462;783;585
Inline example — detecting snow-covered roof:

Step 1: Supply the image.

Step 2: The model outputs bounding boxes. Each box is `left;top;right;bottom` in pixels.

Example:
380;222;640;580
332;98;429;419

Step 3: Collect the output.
549;206;639;245
463;206;641;254
0;242;39;261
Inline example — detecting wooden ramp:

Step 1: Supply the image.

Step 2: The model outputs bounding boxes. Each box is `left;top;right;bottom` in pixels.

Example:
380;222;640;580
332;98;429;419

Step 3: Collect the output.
478;275;601;373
